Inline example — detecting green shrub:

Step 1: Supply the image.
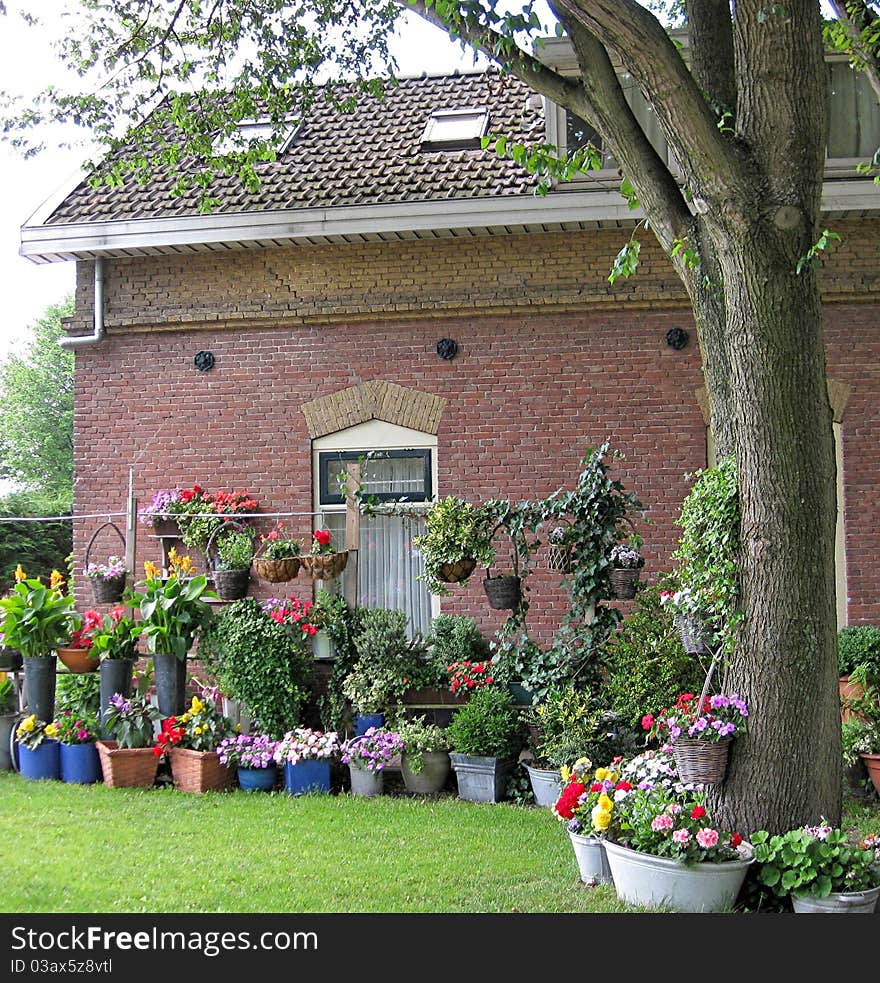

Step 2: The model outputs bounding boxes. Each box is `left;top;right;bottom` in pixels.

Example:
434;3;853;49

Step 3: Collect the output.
600;584;704;729
54;673;100;717
426;614;488;680
215;529;254;571
199;598;313;738
446;687;522;759
838;626;880;682
531;688;639;770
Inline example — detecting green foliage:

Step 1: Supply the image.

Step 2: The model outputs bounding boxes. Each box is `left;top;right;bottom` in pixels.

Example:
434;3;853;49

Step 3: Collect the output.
215;528;255;570
426;614;488;679
796;229;842;274
671;457;740;654
412;497;496;596
88;609;140;660
0;676;15;714
128;570;216;661
608;237;641;284
600;584;704;729
55;672;100;716
314;590;362;732
838;625;880;682
396;715;450;774
199;598;313;739
0;298;74;502
446;687;522;759
0;491;72;591
0;576;76;658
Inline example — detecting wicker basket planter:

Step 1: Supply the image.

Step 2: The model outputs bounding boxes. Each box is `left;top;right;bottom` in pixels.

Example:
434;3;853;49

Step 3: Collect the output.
96;741;159;788
672;737;732;785
88;573;127;605
483;574;522;610
213;568;251;601
547;544;573;573
438;558;477;583
168;747;235;794
300;551;349;581
253;556;301;583
609;566;640;600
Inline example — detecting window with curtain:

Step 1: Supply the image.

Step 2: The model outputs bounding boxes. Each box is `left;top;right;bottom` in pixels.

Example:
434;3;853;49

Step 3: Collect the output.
316;447;434;637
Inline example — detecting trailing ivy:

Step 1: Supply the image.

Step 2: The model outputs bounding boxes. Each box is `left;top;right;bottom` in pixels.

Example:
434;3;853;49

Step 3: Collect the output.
314;589;362;733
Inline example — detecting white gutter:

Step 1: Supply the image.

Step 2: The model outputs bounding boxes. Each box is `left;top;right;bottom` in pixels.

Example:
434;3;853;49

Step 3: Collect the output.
59;256;105;349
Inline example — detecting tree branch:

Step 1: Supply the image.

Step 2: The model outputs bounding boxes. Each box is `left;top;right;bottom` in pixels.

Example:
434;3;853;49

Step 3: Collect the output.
686;0;736;115
830;0;880;100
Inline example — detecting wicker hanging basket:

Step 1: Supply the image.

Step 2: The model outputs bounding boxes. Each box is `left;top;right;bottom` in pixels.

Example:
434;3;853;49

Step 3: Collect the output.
253;556;301;583
438;558;477;584
300;551;349;581
84;521;128;604
545;518;573;573
212;568;251;601
672;737;732;785
609;566;641;600
483;573;522;610
168;747;235;794
96;741;159;788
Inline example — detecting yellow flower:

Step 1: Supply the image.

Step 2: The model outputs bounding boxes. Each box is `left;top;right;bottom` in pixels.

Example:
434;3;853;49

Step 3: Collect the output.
14;563;26;582
235;723;242;733
597;793;614;812
594;767;610;781
44;723;59;738
591;806;612;832
607;770;620;785
144;560;162;580
18;714;36;734
193;725;203;735
180;713;191;723
49;569;65;590
190;696;204;714
168;548;195;576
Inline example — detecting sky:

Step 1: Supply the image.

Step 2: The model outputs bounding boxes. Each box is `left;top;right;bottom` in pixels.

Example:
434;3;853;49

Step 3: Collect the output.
0;3;489;362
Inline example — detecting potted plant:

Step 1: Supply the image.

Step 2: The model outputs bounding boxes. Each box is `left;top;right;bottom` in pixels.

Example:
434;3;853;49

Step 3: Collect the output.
396;715;452;794
54;708;101;784
643;691;749;786
552;758;619;885
217;732;280;791
446;687;523;803
170;485;259;554
608;540;644;600
97;691;162;787
0;676;17;770
14;714;61;781
128;550;216;715
211;526;255;601
199;597;315;738
0;567;75;724
253;522;303;583
89;605;141;738
300;529;349;581
83;554;129;605
421;614;489;704
139;488;184;536
751;823;880;913
545;520;574;573
413;497;495;596
56;608;103;674
274;727;340;795
839;626;880;719
340;726;405;798
842;684;880;796
154;692;237;793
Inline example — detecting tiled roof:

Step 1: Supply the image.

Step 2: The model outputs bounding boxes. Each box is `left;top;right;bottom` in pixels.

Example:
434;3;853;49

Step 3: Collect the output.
46;70;543;226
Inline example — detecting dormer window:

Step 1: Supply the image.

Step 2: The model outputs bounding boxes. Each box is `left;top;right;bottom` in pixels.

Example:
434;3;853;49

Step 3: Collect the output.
213;118;299;156
420;107;489;151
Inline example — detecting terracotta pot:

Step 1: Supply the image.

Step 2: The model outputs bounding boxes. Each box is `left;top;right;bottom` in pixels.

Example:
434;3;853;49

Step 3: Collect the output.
860;753;880;798
56;647;100;674
839;676;866;723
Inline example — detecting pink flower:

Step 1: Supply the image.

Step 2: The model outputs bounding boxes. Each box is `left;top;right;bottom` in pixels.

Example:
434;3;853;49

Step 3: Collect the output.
651;814;674;832
672;828;690;844
696;828;720;849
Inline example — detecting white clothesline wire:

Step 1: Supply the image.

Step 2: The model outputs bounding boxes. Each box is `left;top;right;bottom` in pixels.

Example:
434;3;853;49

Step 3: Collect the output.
0;510;326;524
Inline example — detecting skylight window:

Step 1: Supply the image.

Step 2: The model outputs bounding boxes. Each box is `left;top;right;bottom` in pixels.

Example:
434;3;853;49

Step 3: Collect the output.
420;107;489;151
213;118;299;156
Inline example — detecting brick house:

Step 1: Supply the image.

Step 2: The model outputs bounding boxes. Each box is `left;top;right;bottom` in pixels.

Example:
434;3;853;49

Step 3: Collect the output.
18;48;880;643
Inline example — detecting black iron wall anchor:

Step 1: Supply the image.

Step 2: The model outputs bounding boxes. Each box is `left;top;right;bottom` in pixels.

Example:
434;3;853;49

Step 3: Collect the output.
665;328;689;351
194;350;215;371
436;338;458;360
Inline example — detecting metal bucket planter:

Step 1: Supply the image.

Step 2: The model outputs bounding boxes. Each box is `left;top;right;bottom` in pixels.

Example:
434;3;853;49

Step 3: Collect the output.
450;753;516;803
99;658;134;738
237;766;278;792
18;739;61;781
0;647;23;672
483;575;522;610
354;713;384;737
23;656;57;725
674;613;712;655
400;751;451;795
569;831;613;885
603;840;753;912
524;763;563;807
791;886;880;914
0;713;16;770
348;761;384;798
283;759;331;795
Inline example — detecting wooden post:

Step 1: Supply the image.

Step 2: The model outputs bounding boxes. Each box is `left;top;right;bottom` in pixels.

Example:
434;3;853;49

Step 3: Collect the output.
343;462;361;608
125;467;137;591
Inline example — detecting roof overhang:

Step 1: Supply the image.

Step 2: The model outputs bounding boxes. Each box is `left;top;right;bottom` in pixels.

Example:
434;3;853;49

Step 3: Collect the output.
20;179;880;264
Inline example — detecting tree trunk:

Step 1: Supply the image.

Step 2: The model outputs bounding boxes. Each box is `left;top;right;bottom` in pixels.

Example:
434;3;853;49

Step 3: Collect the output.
708;228;841;834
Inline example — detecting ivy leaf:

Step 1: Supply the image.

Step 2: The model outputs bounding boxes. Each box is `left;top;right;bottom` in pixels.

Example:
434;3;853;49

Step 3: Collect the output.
608;239;641;284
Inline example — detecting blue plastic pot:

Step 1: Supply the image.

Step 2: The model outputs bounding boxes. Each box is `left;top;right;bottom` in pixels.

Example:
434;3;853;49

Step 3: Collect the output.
18;739;60;781
354;713;384;737
238;765;278;792
60;742;101;784
283;759;331;795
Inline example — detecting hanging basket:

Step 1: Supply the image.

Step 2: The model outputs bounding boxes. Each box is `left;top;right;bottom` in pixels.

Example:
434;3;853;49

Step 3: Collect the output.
84;521;128;604
545;518;573;573
438;558;477;584
483;574;522;610
301;551;349;581
213;568;251;601
253;556;301;583
672;737;732;785
609;566;640;600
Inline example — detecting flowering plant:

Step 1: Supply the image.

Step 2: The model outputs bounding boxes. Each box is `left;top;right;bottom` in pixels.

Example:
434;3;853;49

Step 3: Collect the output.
0;569;76;659
258;522;302;559
88;606;141;660
446;659;496;696
751;824;880;898
217;732;279;769
139;489;183;526
103;691;161;749
309;529;335;556
610;543;644;569
261;596;319;637
547;524;571;546
274;727;340;765
53;709;100;745
16;714;59;749
643;692;749;743
553;758;634;837
659;586;702;618
341;727;404;772
65;609;105;650
171;485;259;552
83;555;128;582
153;694;235;756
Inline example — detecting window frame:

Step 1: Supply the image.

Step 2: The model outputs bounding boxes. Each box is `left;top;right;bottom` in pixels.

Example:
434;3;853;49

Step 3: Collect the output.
317;448;433;506
420;107;490;151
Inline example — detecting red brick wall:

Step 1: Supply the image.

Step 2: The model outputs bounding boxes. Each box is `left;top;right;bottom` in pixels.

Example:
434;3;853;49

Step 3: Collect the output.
69;225;880;636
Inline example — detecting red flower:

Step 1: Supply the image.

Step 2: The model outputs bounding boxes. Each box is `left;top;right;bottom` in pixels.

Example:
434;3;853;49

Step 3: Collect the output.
641;714;654;731
466;680;475;689
192;484;203;494
691;805;706;820
314;529;332;546
485;677;494;685
590;782;603;793
615;781;632;791
730;833;743;848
